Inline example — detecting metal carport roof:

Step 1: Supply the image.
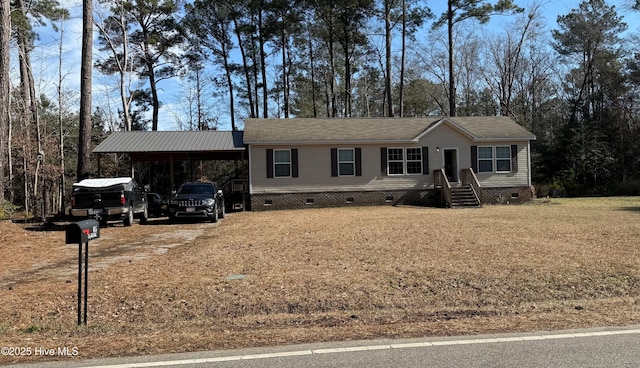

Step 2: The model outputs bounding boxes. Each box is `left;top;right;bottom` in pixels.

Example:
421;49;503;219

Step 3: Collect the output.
93;130;245;161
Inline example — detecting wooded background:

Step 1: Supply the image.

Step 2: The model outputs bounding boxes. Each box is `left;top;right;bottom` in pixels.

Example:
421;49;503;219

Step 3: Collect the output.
1;0;640;220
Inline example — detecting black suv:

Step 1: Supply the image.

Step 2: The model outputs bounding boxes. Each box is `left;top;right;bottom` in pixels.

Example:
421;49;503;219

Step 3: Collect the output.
168;182;225;223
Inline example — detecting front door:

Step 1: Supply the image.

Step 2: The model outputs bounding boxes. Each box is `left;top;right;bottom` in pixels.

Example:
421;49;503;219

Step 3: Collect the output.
443;149;458;182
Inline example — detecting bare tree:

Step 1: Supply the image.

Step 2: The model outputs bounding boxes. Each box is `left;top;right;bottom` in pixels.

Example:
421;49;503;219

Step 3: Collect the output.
482;3;541;119
11;0;68;216
0;0;9;214
184;0;238;130
95;0;137;131
433;0;522;117
380;0;430;117
56;19;69;214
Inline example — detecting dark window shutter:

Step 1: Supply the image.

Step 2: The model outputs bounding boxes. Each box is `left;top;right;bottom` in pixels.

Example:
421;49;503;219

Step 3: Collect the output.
381;147;387;176
355;148;362;176
471;146;478;173
511;144;518;172
331;148;338;177
266;149;274;178
291;149;299;178
422;147;429;175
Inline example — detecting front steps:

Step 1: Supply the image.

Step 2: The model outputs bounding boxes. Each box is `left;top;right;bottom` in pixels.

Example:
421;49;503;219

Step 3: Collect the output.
449;185;481;207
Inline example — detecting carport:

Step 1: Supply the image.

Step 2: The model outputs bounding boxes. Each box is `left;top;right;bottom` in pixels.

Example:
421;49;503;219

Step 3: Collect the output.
92;130;248;209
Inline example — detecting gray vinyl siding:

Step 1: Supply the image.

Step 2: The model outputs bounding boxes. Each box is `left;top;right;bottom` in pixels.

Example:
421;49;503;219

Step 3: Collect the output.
250;144;431;194
416;122;472;172
473;143;530;187
419;123;530;188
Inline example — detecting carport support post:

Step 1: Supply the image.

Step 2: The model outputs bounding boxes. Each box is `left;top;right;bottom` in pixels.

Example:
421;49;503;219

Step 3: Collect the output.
170;154;174;192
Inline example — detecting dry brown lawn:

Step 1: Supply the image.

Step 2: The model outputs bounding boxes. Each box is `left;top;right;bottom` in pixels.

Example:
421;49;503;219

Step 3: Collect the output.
1;197;640;364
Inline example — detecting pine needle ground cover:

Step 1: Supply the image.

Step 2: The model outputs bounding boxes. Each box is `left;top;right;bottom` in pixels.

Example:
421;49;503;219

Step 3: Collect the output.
1;197;640;364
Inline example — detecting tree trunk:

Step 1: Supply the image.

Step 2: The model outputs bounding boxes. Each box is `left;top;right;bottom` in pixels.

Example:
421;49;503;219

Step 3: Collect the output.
342;13;352;117
384;0;394;117
222;43;236;131
118;2;132;130
57;20;66;214
7;103;12;203
447;1;455;117
328;18;337;117
399;0;406;117
145;52;160;130
258;7;268;118
281;27;290;118
343;44;352;117
0;0;10;211
195;68;204;130
251;26;260;118
232;17;255;118
308;31;318;118
139;19;160;131
78;0;93;181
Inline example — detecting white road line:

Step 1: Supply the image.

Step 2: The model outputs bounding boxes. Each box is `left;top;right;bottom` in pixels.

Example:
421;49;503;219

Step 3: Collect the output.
81;328;640;368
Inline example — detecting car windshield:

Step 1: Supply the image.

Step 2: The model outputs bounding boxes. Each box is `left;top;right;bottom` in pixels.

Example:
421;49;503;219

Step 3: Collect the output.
178;184;214;196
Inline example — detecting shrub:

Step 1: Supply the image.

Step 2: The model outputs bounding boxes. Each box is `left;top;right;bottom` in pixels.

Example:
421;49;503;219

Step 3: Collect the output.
0;201;18;220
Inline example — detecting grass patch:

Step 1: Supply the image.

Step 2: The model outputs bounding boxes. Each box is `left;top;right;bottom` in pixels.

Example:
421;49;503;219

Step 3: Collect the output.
25;325;41;333
1;197;640;363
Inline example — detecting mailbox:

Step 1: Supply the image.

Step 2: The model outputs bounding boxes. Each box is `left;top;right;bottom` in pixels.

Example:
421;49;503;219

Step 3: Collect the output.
66;219;100;244
66;219;100;326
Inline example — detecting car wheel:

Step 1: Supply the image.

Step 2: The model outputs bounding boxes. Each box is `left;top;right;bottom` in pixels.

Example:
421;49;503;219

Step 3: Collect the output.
211;203;218;223
124;206;134;226
140;203;149;224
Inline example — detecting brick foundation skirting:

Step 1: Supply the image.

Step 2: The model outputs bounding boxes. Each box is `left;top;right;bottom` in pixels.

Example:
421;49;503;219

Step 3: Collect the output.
251;190;437;211
251;186;533;211
480;186;534;204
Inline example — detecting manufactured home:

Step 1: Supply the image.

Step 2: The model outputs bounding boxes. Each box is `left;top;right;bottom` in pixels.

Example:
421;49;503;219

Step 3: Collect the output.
243;117;536;210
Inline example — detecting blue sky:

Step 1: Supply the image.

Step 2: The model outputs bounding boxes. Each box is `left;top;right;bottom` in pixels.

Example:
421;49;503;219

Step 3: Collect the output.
27;0;640;131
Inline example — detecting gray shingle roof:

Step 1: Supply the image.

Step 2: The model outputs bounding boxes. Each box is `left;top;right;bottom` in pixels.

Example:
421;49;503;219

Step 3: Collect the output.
93;130;245;153
442;116;536;140
243;117;535;144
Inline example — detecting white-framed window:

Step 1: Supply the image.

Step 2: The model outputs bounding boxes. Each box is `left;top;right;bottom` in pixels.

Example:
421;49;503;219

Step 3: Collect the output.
478;146;493;173
495;146;512;172
406;148;423;175
274;149;291;177
477;146;513;173
338;148;355;176
387;147;423;175
387;148;405;175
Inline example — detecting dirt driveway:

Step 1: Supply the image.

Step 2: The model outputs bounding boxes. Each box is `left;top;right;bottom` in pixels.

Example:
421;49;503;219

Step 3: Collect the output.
1;218;206;290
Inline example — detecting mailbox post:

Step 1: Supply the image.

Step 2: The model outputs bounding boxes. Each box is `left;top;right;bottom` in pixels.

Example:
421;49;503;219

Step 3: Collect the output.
65;219;100;326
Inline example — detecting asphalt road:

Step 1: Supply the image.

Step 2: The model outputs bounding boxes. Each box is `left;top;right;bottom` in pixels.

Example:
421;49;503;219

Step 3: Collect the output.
7;326;640;368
